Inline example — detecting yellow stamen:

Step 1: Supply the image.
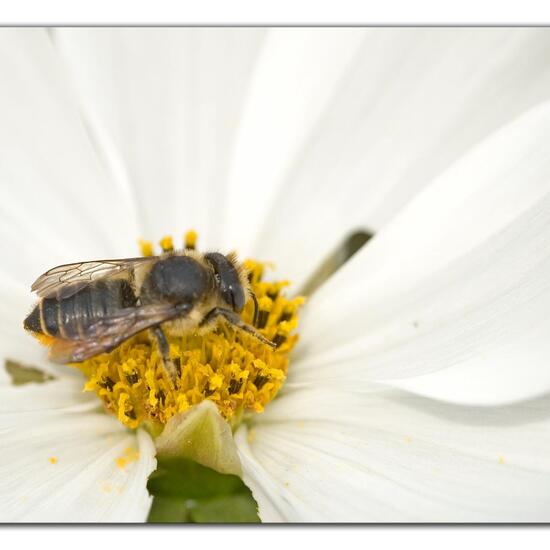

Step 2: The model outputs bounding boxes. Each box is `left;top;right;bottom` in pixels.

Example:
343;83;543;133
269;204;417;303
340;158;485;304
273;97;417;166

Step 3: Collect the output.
74;236;304;430
159;235;174;253
138;239;154;257
184;230;198;250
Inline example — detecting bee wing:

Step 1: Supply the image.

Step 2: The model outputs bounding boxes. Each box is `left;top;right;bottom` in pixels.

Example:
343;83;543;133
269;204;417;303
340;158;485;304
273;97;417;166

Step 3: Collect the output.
31;256;157;299
48;303;191;364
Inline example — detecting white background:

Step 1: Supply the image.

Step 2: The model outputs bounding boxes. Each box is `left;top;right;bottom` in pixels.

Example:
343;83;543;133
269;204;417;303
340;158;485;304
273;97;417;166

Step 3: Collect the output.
2;526;548;547
0;0;548;24
0;0;548;546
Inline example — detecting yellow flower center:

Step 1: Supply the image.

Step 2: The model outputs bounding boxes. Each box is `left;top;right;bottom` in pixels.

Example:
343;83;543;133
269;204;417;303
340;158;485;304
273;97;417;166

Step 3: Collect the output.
75;232;304;431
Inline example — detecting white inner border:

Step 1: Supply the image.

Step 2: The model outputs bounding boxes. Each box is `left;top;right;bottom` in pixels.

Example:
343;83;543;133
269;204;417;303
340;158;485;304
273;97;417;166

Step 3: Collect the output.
1;11;547;542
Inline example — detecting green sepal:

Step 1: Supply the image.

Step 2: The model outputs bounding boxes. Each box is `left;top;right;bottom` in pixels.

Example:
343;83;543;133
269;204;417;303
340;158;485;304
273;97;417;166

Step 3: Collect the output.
155;400;242;476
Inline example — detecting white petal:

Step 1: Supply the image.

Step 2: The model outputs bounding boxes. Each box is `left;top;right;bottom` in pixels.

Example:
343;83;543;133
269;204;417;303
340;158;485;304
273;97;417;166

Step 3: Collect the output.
0;275;40;381
0;373;93;409
223;28;367;257
53;28;266;250
237;388;550;522
0;379;156;522
291;100;550;405
0;29;138;285
226;28;550;288
0;272;82;384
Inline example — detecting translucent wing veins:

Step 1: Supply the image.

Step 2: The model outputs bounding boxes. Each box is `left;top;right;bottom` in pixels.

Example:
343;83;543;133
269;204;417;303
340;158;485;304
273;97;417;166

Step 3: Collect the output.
31;257;156;299
48;303;191;363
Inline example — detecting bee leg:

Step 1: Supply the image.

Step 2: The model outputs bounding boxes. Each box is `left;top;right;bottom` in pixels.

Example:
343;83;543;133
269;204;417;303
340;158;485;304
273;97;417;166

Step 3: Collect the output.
200;307;276;348
151;325;180;384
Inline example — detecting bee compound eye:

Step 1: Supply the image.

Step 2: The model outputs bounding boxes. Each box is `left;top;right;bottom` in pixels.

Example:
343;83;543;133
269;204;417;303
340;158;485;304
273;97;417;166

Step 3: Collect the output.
204;252;246;312
228;285;245;313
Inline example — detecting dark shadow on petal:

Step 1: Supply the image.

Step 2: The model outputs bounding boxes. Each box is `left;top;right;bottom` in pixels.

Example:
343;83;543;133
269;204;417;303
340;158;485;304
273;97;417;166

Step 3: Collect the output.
4;358;56;386
298;229;373;297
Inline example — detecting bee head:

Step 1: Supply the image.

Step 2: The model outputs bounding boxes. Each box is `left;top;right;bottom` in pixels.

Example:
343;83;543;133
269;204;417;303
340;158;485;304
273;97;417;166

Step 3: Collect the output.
204;252;246;313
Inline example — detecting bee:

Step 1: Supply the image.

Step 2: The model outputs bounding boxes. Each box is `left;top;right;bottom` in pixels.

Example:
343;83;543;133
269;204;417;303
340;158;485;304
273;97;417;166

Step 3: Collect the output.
23;247;273;382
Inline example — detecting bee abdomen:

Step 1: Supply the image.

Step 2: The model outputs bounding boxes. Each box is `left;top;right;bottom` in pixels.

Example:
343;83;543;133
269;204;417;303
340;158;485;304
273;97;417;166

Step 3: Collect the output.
23;303;43;334
24;280;137;339
24;297;64;337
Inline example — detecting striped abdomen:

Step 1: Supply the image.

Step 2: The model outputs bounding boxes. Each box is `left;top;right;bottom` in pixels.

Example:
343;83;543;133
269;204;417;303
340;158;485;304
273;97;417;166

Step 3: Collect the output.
24;280;137;340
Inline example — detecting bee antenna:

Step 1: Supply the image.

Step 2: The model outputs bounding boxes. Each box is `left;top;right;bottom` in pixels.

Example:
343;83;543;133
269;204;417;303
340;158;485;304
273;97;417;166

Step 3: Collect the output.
250;291;259;327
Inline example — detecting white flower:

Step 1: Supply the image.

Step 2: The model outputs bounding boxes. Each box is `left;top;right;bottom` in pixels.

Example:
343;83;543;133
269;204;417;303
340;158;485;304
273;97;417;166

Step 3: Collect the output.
1;27;550;522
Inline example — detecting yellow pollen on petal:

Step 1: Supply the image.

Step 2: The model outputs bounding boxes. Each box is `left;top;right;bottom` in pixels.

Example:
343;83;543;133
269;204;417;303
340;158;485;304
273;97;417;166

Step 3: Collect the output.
48;456;58;464
74;235;304;430
116;447;140;470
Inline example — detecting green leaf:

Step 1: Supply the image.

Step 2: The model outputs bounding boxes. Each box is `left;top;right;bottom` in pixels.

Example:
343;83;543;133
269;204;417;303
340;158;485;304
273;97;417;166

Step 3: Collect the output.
147;456;260;523
189;494;260;523
147;496;191;523
148;456;243;499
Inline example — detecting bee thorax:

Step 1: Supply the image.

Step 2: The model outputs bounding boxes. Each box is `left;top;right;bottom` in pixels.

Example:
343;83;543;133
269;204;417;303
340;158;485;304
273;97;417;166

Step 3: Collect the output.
141;255;211;305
